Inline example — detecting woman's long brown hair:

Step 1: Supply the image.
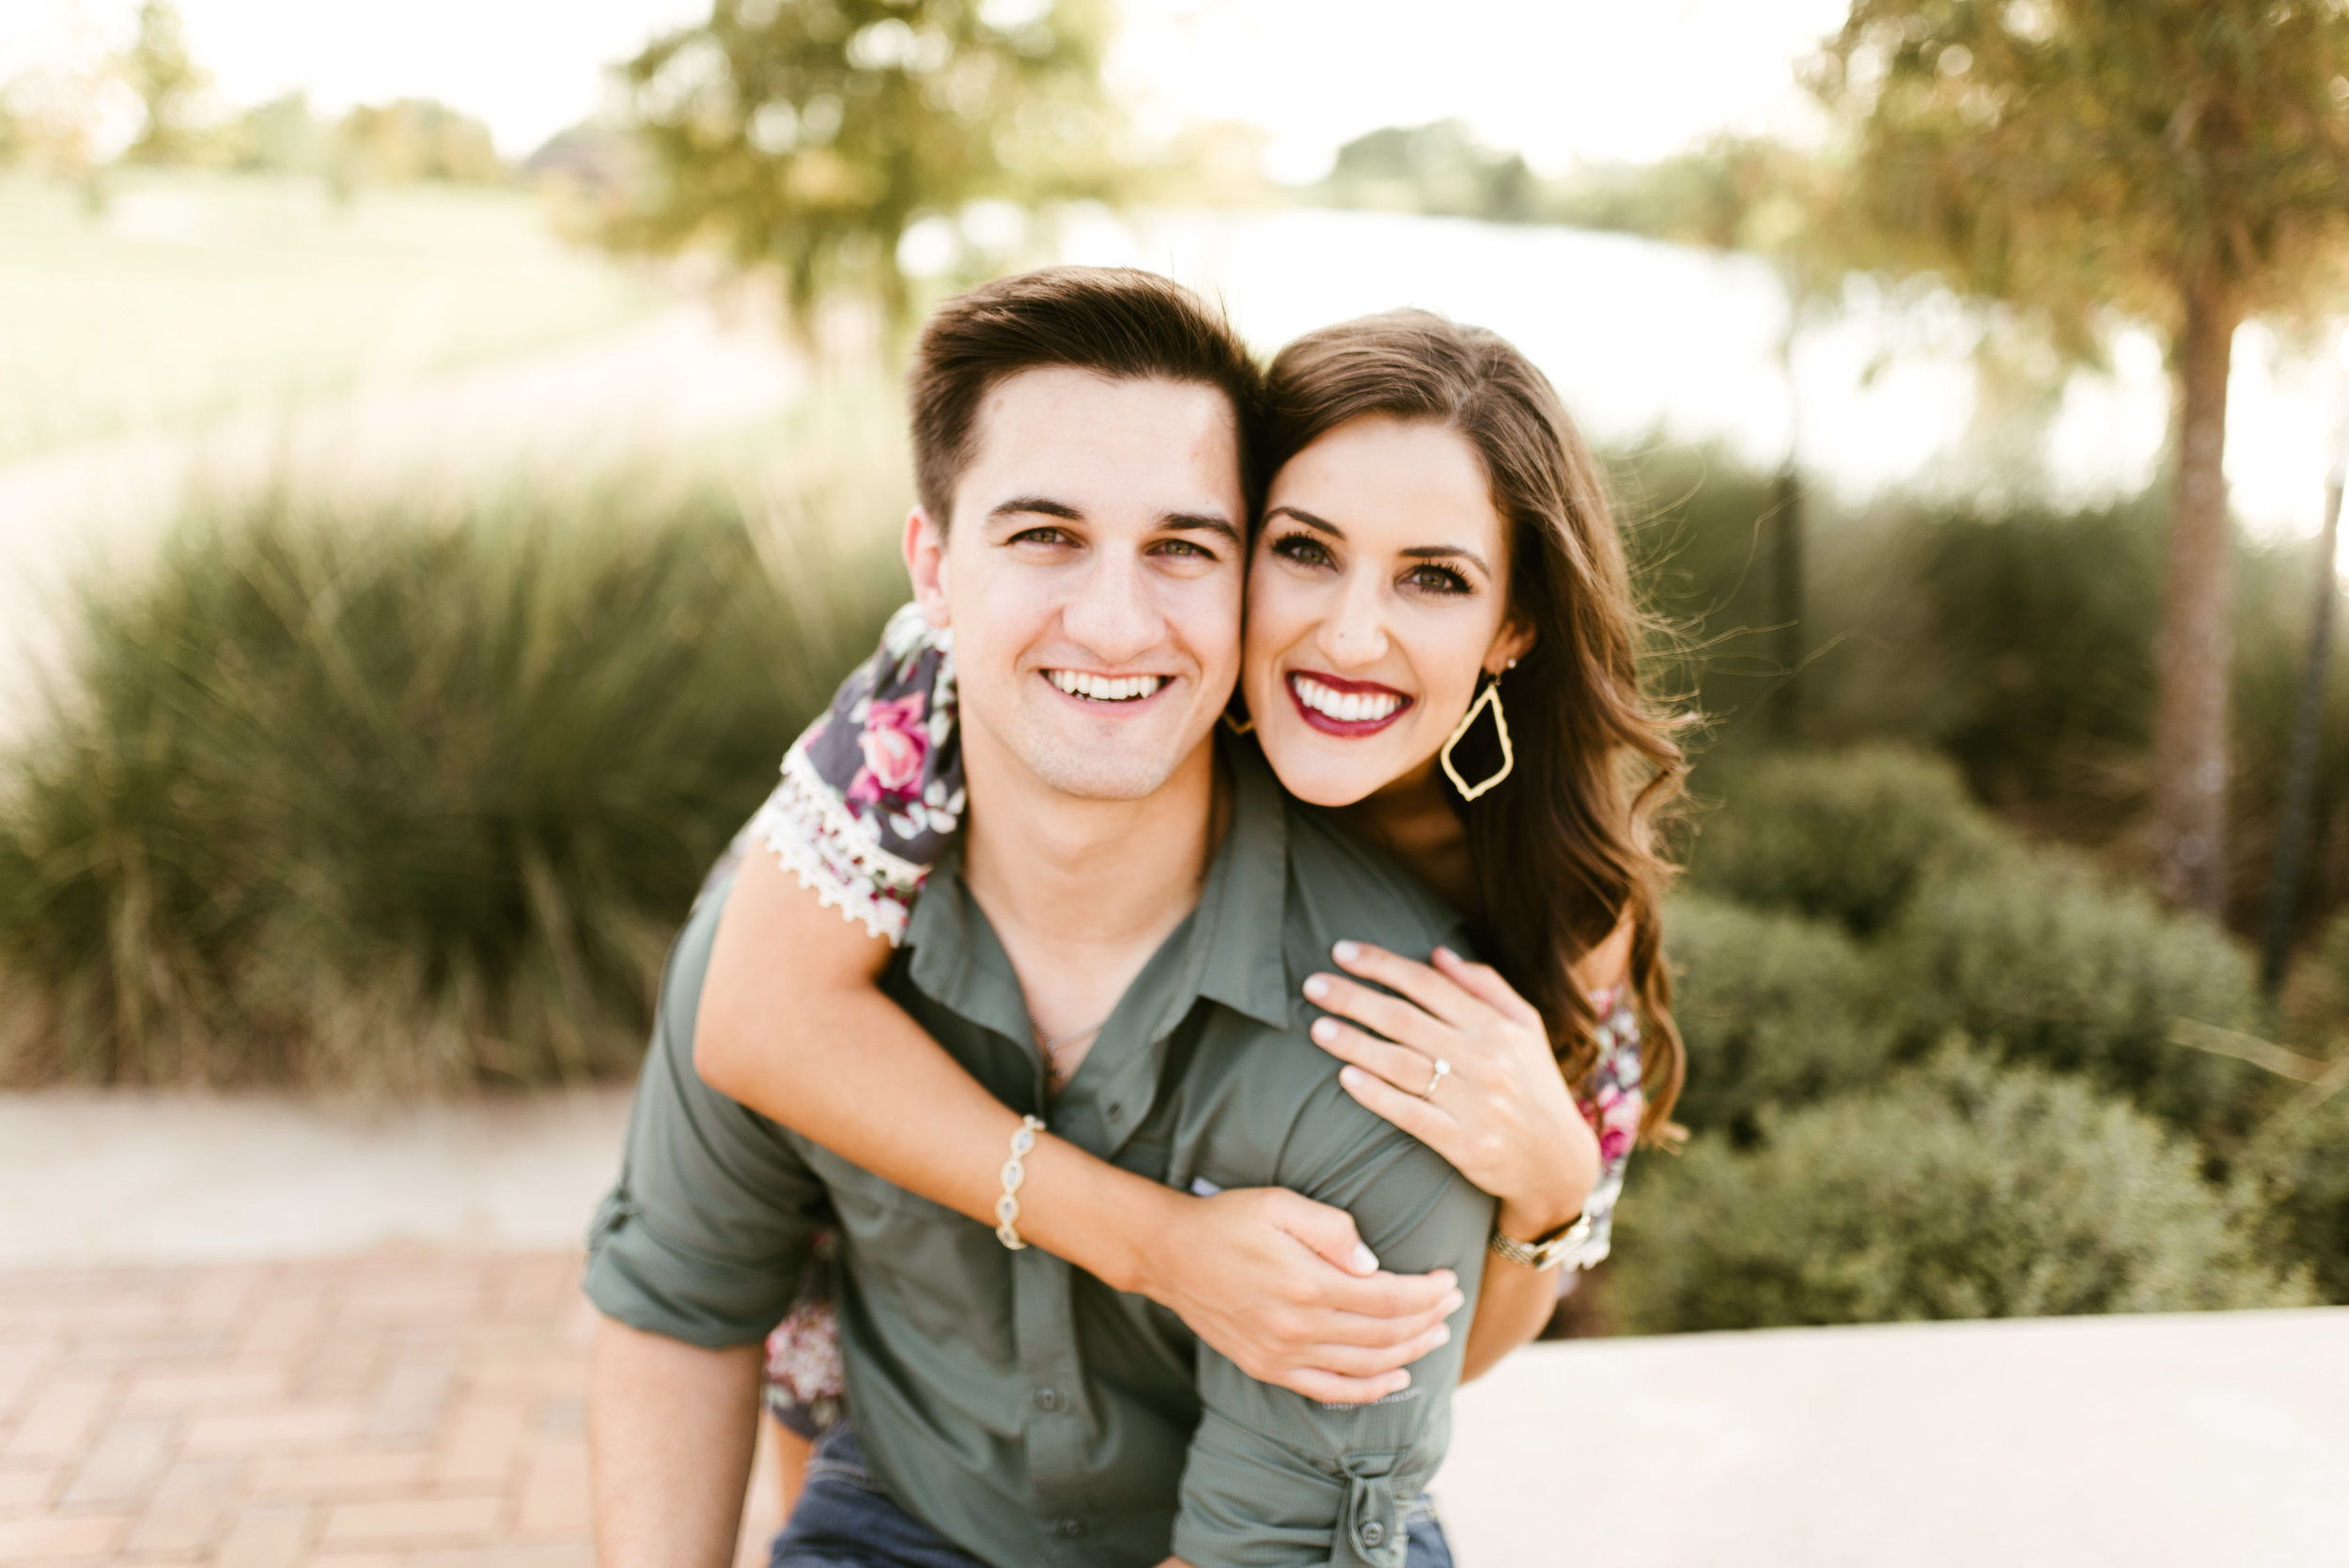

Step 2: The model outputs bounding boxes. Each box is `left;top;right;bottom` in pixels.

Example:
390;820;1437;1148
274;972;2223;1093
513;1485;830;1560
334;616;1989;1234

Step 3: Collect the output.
1262;311;1689;1136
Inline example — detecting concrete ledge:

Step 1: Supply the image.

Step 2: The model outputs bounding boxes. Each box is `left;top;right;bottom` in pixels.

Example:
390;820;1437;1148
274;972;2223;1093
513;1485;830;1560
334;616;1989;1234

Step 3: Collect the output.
0;1087;631;1266
1434;1307;2349;1567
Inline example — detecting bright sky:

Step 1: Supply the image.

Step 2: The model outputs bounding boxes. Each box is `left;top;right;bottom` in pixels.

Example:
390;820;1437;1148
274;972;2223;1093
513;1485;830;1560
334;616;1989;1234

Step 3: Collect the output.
2;0;1852;165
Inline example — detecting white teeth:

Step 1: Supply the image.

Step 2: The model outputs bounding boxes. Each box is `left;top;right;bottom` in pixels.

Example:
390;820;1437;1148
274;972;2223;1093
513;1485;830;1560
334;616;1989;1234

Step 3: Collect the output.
1292;675;1403;724
1049;671;1165;703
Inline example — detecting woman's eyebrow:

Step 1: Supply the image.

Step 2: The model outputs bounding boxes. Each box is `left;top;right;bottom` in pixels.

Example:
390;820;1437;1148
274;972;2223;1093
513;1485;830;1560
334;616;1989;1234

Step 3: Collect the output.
1401;544;1493;577
1270;505;1492;578
1264;505;1342;537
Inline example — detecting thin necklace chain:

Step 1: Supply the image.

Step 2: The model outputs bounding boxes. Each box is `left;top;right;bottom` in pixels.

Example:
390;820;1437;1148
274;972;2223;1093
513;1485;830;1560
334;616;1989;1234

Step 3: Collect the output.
1035;1012;1113;1086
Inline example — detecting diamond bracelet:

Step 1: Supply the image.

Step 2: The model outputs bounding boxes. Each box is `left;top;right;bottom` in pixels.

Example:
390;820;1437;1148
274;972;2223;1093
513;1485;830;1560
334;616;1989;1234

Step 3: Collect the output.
994;1114;1047;1250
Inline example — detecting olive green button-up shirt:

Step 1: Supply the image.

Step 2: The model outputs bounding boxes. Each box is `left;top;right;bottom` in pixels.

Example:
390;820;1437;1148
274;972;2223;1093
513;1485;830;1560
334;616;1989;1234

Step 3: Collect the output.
583;743;1493;1568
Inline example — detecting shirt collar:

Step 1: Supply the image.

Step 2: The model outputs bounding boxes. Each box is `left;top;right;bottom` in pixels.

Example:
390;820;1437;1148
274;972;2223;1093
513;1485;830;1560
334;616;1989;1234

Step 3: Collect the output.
1186;736;1297;1033
900;733;1298;1051
901;843;1035;1055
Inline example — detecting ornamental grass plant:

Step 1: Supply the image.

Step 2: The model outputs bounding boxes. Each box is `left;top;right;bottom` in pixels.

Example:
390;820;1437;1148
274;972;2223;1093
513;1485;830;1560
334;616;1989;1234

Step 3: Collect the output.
0;416;909;1094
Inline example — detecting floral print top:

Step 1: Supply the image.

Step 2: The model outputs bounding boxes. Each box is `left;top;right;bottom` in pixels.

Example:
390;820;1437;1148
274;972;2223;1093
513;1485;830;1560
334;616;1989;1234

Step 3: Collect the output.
724;601;963;945
733;602;1645;1425
1569;986;1642;1274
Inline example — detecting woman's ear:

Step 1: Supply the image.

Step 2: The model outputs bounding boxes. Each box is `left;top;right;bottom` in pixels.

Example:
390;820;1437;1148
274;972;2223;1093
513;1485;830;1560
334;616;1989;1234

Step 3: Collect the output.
903;507;951;629
1488;614;1535;676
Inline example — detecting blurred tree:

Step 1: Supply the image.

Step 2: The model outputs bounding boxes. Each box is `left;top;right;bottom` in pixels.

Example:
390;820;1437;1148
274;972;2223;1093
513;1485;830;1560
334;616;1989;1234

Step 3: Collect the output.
334;100;506;187
611;0;1118;343
0;57;136;205
228;92;330;177
1814;0;2349;917
1315;120;1542;222
120;0;210;165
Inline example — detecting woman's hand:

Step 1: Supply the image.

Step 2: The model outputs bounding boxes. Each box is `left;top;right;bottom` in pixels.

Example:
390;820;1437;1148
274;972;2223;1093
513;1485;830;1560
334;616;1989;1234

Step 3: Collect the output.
1136;1187;1466;1405
1304;941;1600;1241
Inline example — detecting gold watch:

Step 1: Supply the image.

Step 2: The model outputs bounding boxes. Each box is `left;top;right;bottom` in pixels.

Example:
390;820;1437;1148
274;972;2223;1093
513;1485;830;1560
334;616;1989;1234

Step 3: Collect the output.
1487;1211;1593;1272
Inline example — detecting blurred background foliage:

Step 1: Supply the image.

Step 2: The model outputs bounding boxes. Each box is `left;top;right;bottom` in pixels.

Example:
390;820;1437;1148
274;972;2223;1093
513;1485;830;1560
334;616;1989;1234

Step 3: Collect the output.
2;0;2347;1332
609;0;1122;340
0;388;911;1094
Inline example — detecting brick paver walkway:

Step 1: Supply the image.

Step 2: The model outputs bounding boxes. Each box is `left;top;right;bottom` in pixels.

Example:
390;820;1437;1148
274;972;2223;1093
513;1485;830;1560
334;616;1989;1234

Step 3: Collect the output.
0;1250;613;1568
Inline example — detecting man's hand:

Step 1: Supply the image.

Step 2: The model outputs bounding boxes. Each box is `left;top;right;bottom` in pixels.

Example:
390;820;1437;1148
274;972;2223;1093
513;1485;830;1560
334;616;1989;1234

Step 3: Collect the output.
1139;1188;1464;1405
588;1313;764;1568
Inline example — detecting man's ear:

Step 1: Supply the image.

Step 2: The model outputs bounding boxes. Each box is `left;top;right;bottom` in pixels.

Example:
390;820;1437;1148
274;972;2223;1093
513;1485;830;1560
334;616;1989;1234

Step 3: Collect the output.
903;507;950;629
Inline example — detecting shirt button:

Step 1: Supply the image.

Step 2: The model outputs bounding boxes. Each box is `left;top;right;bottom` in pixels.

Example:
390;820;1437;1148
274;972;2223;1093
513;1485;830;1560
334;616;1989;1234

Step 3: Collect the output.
1054;1517;1086;1539
1033;1387;1064;1412
1358;1519;1387;1549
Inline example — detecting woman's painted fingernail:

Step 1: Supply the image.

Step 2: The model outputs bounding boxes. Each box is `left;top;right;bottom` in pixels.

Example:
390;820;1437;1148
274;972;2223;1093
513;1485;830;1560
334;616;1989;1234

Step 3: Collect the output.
1338;1065;1364;1090
1313;1017;1339;1043
1431;1324;1452;1347
1390;1371;1412;1392
1444;1290;1466;1314
1332;939;1360;963
1302;974;1330;1001
1351;1244;1379;1273
1434;945;1457;963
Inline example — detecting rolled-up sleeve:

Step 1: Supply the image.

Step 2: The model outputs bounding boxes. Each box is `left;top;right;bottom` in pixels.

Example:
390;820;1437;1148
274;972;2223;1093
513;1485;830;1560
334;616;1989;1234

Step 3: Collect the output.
583;882;830;1348
1172;1080;1495;1568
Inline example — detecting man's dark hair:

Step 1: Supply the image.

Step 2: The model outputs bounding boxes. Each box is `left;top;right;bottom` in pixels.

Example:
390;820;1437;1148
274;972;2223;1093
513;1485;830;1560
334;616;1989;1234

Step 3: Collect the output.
907;267;1263;527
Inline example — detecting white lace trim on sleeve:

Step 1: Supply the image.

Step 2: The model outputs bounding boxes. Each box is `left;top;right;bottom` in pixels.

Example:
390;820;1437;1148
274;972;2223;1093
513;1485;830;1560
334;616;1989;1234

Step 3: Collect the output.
749;742;932;947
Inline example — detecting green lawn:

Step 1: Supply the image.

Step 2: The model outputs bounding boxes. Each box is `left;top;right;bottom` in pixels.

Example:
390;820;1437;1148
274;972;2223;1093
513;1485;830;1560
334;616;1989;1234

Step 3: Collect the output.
0;171;662;463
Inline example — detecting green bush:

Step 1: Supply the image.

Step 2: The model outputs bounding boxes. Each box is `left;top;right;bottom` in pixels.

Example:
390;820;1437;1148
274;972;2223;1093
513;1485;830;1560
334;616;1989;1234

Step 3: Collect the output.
1685;745;2008;937
1663;893;1898;1138
0;463;906;1093
1610;1048;2313;1332
2248;1094;2349;1304
1886;851;2268;1140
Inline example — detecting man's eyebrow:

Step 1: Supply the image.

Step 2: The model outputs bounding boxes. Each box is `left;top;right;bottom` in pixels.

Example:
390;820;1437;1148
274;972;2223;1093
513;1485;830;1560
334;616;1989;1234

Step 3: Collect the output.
1162;513;1243;546
988;495;1084;522
1268;505;1492;577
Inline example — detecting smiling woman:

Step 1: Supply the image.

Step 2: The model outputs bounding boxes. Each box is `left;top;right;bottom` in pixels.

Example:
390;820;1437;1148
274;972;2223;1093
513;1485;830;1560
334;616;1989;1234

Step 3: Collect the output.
1244;414;1529;804
1252;312;1688;1126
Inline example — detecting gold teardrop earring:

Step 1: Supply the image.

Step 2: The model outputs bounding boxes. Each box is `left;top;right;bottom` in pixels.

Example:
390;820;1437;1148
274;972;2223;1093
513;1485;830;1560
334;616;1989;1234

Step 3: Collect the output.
1439;659;1516;801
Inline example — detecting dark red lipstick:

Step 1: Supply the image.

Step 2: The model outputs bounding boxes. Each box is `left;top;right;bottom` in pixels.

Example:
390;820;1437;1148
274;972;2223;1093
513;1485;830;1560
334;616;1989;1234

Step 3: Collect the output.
1285;670;1414;737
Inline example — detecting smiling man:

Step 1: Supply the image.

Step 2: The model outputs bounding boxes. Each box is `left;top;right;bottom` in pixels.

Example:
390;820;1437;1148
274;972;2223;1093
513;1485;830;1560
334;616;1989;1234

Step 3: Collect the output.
583;269;1492;1568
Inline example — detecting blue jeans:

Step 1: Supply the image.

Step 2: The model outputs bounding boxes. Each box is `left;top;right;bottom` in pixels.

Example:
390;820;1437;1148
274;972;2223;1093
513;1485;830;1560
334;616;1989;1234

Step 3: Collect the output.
769;1425;1455;1568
